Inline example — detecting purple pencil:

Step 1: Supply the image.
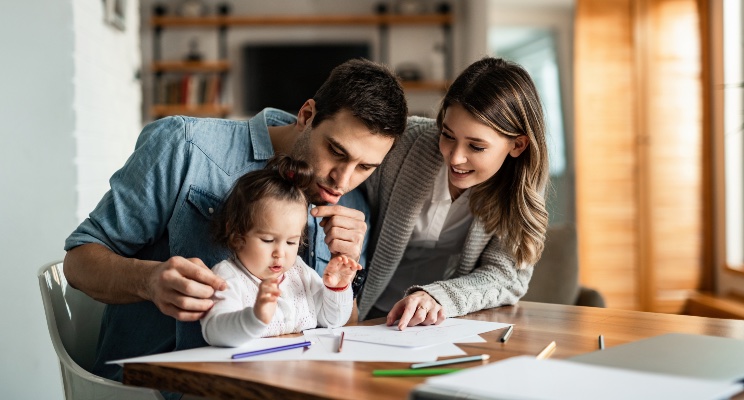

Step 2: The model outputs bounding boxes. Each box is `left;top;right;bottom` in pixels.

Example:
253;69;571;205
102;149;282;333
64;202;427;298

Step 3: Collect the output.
231;341;313;359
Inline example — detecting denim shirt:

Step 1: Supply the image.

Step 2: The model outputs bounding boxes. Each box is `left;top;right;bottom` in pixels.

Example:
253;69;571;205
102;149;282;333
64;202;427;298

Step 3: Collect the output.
64;108;370;382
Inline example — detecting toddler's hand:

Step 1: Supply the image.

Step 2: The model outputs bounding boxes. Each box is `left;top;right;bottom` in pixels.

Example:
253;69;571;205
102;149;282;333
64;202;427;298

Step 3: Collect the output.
323;255;362;290
254;277;280;324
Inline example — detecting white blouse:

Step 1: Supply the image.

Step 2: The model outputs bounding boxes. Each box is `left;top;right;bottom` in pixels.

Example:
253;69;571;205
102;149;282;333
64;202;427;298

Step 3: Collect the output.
374;163;474;311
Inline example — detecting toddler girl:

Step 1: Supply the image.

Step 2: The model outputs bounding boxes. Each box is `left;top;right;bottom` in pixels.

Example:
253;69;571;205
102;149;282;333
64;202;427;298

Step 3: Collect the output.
201;154;361;347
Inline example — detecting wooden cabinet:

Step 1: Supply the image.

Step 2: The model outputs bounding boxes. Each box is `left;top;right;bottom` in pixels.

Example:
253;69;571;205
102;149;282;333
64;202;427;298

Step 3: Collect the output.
148;11;454;120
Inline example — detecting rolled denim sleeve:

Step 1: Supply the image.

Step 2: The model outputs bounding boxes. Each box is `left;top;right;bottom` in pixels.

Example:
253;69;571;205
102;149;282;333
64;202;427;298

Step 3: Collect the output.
64;116;190;256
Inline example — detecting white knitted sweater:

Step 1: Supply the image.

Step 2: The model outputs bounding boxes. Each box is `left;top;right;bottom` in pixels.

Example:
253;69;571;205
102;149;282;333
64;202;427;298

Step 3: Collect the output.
201;256;352;347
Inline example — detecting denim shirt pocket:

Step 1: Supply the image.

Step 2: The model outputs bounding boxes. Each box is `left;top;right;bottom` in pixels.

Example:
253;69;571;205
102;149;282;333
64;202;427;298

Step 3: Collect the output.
170;185;229;268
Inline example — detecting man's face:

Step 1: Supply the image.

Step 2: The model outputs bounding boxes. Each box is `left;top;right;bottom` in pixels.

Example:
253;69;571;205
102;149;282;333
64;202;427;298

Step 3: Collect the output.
292;109;394;205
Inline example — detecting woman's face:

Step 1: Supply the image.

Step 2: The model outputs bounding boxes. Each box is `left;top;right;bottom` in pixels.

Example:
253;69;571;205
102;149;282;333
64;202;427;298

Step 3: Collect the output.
438;103;528;197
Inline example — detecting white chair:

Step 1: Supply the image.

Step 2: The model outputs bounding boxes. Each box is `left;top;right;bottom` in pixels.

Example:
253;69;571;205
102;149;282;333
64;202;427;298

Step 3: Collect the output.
38;261;163;400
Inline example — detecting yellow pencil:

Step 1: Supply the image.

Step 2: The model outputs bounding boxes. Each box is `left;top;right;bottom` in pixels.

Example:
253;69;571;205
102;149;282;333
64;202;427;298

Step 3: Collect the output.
536;341;556;359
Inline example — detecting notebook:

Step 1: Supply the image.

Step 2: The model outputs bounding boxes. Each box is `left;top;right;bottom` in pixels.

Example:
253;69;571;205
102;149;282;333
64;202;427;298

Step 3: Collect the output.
568;333;744;382
409;355;742;400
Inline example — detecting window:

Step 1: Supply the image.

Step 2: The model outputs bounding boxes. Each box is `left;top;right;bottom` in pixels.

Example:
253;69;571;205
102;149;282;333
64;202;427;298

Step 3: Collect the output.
723;0;744;270
486;2;574;227
716;0;744;295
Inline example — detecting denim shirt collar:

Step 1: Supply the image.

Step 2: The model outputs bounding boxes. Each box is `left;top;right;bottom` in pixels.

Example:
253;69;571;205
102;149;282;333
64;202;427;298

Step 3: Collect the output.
249;108;298;160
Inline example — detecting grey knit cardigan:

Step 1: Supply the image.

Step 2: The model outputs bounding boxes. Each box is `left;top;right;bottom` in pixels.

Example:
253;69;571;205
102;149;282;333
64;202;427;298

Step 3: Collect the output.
357;116;534;320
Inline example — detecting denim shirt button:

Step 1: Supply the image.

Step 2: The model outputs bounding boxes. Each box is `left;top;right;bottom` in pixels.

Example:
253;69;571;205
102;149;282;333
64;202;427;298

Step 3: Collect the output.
208;207;214;214
310;251;314;257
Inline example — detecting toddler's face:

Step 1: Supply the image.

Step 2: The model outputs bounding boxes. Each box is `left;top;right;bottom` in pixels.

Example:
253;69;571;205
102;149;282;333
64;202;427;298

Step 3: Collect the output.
236;198;307;280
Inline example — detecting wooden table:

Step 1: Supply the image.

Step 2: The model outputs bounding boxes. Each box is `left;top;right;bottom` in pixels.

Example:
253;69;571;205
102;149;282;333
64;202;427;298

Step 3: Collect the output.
123;301;744;399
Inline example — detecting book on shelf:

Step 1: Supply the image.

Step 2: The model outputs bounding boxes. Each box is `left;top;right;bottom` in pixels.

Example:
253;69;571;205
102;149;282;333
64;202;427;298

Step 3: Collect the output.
156;73;223;107
206;74;222;105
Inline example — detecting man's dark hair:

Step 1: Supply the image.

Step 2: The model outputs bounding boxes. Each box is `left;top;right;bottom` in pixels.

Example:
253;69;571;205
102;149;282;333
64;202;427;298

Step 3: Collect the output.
311;58;408;139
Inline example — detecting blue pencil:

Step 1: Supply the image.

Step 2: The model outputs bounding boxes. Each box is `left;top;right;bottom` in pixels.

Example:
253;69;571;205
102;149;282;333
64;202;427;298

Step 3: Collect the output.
231;341;312;359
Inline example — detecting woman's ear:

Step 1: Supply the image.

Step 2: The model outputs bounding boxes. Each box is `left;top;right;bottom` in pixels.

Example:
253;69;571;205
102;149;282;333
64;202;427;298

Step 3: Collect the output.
509;135;529;158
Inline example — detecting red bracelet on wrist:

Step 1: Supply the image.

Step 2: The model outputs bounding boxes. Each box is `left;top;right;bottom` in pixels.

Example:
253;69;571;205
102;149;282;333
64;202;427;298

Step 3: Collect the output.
325;284;349;292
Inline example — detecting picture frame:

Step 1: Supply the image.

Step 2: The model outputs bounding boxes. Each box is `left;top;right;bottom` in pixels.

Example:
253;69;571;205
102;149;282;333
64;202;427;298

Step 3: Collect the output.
104;0;126;31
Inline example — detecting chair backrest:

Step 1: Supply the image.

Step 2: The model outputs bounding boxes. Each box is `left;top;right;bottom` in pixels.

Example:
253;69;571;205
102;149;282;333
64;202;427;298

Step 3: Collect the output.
38;261;163;400
38;261;105;372
522;224;581;305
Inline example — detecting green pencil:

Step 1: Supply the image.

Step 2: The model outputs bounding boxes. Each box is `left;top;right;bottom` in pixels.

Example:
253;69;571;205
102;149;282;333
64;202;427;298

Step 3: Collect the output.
372;368;461;377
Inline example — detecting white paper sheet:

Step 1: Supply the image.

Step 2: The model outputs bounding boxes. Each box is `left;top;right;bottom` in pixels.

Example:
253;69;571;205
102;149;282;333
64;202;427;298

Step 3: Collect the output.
454;335;487;344
414;356;743;400
109;338;307;364
340;318;509;348
108;330;483;364
299;328;466;361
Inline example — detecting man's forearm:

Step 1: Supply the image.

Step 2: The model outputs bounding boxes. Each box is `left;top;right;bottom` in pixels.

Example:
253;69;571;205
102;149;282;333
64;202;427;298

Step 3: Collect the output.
63;243;157;304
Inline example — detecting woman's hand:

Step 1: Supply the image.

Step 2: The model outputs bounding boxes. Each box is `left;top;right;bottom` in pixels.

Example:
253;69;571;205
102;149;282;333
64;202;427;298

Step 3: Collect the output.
322;255;362;289
253;277;281;324
386;291;446;330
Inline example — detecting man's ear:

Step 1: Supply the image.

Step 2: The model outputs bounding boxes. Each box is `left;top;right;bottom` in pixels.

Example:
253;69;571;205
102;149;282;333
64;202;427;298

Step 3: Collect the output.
509;135;529;158
296;99;317;131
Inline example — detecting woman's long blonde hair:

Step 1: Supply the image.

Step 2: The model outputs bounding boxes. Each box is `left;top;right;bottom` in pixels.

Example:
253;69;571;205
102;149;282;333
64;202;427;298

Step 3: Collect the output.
436;57;549;268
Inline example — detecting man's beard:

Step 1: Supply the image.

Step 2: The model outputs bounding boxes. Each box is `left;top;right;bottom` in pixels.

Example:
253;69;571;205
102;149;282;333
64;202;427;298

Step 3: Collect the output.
290;125;348;205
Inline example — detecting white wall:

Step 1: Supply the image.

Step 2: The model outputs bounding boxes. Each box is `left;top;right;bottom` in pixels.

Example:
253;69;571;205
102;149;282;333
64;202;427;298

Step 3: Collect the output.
0;0;141;398
0;1;75;397
73;0;142;219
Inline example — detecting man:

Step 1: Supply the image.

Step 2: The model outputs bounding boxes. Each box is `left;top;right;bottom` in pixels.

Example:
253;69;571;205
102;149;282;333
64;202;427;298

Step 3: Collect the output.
63;59;407;382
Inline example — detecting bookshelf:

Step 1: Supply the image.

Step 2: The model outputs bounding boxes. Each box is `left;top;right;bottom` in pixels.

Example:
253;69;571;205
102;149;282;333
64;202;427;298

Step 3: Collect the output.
149;11;454;120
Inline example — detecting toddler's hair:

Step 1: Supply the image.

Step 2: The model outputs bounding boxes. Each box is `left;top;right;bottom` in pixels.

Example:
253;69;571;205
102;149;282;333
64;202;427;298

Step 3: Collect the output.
212;154;313;252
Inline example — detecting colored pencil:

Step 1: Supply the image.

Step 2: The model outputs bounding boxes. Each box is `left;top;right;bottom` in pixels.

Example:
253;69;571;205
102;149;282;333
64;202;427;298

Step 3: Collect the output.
500;325;514;343
536;341;556;360
338;332;345;353
372;369;461;377
410;354;490;369
231;341;312;359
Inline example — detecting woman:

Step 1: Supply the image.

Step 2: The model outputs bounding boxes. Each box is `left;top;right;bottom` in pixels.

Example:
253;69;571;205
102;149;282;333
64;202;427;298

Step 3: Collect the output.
358;57;549;329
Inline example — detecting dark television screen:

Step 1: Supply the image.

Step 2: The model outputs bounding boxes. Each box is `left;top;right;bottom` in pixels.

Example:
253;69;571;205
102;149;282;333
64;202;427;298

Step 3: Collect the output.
242;43;371;115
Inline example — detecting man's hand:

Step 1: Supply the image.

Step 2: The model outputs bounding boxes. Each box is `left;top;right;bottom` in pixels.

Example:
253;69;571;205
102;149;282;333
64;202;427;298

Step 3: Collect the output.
386;291;446;331
311;205;366;261
146;256;227;322
253;278;281;324
323;255;362;289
